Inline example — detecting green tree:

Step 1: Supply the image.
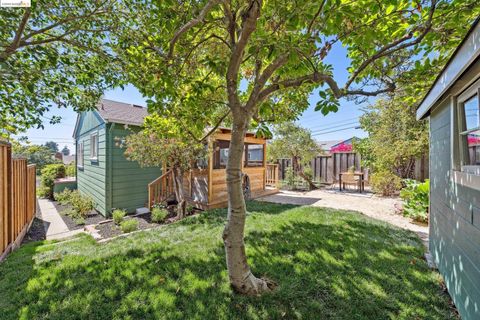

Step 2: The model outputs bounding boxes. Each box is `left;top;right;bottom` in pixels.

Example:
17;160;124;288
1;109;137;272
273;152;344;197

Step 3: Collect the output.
12;139;59;173
268;123;321;189
43;141;58;153
122;115;210;218
116;0;479;294
61;145;70;156
0;1;123;135
356;88;429;194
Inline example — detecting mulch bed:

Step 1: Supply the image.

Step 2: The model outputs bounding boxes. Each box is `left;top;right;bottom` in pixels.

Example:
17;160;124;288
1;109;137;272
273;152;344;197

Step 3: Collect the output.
22;218;47;243
94;207;199;240
53;201;106;230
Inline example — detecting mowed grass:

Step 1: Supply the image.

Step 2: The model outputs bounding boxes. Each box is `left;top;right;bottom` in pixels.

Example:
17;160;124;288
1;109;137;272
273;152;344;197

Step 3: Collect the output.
0;202;455;320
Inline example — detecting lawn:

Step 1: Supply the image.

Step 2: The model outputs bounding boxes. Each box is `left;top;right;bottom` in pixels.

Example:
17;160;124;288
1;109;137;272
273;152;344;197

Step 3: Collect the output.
0;202;455;320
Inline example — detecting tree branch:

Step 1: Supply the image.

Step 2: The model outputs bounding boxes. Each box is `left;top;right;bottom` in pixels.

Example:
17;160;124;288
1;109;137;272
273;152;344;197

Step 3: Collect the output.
168;0;222;59
345;0;437;89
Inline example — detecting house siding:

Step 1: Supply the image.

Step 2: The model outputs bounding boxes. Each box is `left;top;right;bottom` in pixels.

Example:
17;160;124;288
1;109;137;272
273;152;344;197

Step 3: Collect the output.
429;99;480;320
108;124;162;214
76;111;108;215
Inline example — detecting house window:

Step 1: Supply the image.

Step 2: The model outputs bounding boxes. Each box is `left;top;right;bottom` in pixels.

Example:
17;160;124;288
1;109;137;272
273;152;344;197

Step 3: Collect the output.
457;84;480;172
77;141;84;168
244;143;264;167
90;132;99;160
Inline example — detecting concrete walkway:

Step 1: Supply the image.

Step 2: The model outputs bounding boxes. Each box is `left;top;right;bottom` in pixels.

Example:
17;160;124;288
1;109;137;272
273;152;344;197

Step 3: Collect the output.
37;199;84;240
258;189;429;247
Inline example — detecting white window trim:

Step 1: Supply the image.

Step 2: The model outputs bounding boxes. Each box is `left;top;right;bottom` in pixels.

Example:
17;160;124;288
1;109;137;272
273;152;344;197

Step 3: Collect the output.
77;141;84;168
90;132;99;160
452;77;480;190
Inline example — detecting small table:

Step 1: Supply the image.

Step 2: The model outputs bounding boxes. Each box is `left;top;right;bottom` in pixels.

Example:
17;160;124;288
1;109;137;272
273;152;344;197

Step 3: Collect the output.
339;172;365;192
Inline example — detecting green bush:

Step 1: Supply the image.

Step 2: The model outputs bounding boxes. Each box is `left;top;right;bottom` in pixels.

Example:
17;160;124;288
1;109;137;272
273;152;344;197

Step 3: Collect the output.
37;186;51;198
112;209;126;225
39;164;66;199
370;170;402;196
283;167;296;189
120;219;138;233
400;179;429;223
151;207;168;223
56;190;94;224
54;189;73;205
65;164;76;177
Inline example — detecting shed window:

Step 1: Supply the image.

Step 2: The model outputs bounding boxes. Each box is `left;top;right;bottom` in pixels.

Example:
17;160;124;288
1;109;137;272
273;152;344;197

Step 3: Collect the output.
244;143;264;167
213;140;230;169
77;141;84;168
90;132;99;160
458;92;480;167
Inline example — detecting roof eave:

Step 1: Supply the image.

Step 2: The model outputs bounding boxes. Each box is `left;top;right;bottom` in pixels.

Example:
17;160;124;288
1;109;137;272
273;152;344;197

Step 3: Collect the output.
417;18;480;120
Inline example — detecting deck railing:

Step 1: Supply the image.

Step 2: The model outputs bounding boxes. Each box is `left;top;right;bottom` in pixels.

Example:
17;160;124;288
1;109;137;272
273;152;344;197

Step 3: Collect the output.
266;163;279;188
148;169;175;209
1;142;37;262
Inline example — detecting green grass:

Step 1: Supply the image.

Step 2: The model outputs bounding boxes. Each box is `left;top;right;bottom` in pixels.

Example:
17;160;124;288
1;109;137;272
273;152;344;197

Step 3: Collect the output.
0;202;455;320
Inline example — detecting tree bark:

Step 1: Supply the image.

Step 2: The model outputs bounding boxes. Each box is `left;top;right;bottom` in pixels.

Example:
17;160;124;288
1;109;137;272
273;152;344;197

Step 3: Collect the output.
222;118;274;295
173;166;186;219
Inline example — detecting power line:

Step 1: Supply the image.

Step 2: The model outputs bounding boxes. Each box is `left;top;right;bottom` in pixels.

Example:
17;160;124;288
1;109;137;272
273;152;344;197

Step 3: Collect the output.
299;116;360;127
311;125;361;137
310;121;360;133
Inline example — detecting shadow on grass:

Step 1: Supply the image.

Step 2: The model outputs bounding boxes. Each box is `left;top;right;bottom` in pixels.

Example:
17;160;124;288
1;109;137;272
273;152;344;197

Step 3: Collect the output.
0;204;455;320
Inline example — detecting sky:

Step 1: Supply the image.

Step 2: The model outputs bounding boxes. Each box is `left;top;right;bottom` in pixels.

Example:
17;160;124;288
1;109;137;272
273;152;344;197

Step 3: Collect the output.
17;43;372;153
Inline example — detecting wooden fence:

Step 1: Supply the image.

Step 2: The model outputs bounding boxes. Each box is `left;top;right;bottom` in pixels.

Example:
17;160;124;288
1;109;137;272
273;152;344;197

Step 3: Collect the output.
1;142;36;262
277;152;366;185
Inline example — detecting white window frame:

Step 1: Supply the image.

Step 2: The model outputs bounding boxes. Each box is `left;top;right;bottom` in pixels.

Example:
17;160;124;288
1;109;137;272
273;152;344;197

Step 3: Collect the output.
77;141;84;168
90;132;99;160
452;78;480;190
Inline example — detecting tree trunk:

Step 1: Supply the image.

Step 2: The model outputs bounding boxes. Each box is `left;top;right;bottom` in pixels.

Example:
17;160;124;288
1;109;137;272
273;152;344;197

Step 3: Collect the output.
172;166;186;219
222;119;274;295
292;156;316;190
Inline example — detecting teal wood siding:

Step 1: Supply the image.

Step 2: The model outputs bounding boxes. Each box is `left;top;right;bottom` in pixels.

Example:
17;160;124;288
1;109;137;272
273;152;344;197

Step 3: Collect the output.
76;112;109;216
108;124;162;214
430;100;480;320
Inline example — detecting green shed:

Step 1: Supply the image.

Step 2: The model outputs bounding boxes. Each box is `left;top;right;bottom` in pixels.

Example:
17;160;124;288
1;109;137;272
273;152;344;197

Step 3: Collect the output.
73;99;161;216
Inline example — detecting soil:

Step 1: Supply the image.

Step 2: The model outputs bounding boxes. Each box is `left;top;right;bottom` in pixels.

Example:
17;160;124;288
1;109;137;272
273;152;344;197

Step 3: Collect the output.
22;218;47;243
94;208;198;240
53;201;106;230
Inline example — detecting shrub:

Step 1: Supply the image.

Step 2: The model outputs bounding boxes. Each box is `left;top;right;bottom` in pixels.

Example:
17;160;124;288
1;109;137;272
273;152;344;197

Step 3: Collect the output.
120;219;138;233
283;167;296;189
57;190;94;223
151;207;168;223
65;164;76;177
112;209;126;225
54;189;73;205
370;170;402;196
400;179;429;223
37;186;51;198
39;164;66;199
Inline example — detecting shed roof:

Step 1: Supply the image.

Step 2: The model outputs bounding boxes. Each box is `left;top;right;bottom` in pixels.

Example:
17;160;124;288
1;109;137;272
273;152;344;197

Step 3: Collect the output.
417;18;480;120
96;99;148;126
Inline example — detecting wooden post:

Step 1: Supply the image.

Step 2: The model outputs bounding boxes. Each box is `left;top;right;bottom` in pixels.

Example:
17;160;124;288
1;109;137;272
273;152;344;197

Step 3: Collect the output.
207;138;213;204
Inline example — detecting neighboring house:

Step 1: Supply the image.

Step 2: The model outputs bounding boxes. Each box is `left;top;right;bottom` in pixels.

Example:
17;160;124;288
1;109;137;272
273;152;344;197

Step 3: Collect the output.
416;18;480;320
74;99;277;216
317;137;357;154
73;99;162;216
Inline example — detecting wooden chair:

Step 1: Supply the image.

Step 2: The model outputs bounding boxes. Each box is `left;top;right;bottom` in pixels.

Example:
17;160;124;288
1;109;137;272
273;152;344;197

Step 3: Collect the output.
341;173;359;191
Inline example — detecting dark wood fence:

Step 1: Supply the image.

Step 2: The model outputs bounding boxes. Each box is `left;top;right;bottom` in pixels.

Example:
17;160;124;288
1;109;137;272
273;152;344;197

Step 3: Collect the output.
277;152;428;185
0;142;36;262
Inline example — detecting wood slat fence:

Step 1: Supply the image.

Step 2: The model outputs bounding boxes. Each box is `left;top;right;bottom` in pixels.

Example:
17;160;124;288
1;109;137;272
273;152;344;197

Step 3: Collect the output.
1;142;36;262
277;152;366;185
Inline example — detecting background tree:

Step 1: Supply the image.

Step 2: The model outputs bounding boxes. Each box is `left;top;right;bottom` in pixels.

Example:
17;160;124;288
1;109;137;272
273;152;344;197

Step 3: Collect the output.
12;139;59;173
43;141;59;153
0;0;123;135
61;146;70;156
356;88;429;195
268;123;321;189
117;0;479;294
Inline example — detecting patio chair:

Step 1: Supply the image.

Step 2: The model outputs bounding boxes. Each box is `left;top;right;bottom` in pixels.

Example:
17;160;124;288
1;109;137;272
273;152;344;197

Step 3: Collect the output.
341;173;359;191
